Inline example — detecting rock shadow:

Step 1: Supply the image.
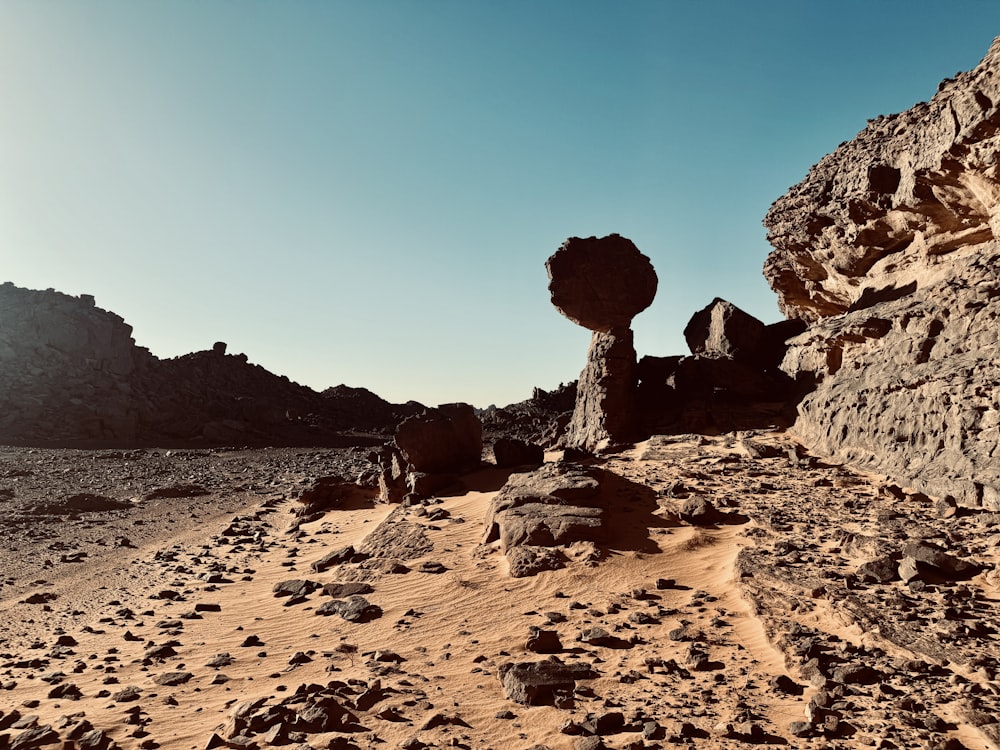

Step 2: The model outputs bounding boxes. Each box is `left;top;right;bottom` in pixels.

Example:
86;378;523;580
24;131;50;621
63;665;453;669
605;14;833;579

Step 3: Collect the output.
589;467;676;555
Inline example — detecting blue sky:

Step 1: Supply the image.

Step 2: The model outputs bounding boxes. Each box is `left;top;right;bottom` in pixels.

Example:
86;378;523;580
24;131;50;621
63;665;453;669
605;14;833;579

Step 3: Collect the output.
2;1;999;407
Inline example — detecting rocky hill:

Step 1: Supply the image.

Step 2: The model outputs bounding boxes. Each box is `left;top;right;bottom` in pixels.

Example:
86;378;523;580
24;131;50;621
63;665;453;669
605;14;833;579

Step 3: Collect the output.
764;37;1000;510
0;283;421;446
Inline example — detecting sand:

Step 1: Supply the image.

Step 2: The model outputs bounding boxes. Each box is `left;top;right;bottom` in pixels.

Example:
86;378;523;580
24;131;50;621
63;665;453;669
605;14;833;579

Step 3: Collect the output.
0;433;998;750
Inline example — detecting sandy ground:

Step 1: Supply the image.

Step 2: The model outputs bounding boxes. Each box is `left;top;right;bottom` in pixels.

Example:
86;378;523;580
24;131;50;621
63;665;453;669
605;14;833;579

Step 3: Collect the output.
0;433;998;750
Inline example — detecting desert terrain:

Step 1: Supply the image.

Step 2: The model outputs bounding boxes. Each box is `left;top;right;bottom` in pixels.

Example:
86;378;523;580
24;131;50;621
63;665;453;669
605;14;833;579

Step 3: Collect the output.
0;431;997;750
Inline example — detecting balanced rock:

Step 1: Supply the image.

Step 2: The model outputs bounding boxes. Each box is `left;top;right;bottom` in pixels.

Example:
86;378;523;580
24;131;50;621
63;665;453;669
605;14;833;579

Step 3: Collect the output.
546;234;657;332
546;235;656;452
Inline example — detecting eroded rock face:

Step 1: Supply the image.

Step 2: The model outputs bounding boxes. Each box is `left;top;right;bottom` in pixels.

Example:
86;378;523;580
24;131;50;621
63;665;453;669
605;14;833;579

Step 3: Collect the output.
546;235;656;452
764;38;1000;321
763;38;1000;507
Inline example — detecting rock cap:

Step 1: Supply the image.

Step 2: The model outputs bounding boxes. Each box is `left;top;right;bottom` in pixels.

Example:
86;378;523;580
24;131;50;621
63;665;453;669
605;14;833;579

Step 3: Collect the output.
546;234;657;332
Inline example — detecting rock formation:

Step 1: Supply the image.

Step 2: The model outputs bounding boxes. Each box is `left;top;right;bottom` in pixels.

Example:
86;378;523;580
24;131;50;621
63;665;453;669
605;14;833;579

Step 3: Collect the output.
0;283;148;442
637;299;803;435
0;283;422;446
546;234;657;452
764;36;1000;508
375;404;483;503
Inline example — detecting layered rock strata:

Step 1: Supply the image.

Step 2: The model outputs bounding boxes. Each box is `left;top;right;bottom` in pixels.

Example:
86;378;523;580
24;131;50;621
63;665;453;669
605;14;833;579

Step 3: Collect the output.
546;234;657;452
764;38;1000;507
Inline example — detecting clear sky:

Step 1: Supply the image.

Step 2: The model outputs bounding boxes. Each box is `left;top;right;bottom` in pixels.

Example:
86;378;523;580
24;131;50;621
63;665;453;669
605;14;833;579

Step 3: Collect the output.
3;2;999;407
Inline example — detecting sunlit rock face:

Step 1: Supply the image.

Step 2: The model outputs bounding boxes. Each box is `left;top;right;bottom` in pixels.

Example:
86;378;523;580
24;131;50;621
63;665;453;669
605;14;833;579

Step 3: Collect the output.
764;37;1000;508
764;38;1000;322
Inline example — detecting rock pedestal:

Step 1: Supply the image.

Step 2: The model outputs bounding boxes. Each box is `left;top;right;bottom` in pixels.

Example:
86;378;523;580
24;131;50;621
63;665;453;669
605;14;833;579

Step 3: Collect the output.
546;234;657;452
566;328;639;453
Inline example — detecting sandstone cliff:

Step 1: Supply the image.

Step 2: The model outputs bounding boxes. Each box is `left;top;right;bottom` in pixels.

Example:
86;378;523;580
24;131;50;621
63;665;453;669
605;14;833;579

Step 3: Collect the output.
764;37;1000;508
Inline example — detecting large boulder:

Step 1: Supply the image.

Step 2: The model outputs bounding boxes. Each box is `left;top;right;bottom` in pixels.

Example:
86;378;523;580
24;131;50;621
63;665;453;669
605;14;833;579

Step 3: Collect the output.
545;234;657;333
483;463;613;577
496;660;598;706
375;404;483;502
762;37;1000;507
395;403;483;474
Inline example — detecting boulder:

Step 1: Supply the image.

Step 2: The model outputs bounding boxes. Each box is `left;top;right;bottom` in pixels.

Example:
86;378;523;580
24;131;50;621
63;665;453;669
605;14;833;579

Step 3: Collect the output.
315;595;383;623
395;403;483;474
506;545;568;578
683;298;767;362
899;541;981;582
496;660;598;706
491;438;544;467
375;403;483;502
545;234;657;333
483;463;621;576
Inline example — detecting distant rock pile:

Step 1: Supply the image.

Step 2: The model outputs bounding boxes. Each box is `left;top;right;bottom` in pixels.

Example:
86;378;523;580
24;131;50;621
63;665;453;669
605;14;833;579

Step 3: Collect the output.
546;234;657;452
637;298;803;436
764;36;1000;508
0;283;420;446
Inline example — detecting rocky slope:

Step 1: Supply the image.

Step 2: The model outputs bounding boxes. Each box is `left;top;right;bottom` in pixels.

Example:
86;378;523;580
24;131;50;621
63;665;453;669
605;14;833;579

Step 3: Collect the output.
0;283;420;446
763;37;1000;508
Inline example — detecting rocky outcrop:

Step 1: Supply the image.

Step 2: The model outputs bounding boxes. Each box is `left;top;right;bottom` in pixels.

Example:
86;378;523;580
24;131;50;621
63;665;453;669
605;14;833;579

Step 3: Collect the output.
0;283;148;442
637;300;803;435
479;382;577;449
375;404;483;503
546;235;657;452
764;37;1000;321
763;38;1000;508
482;462;660;577
0;283;419;446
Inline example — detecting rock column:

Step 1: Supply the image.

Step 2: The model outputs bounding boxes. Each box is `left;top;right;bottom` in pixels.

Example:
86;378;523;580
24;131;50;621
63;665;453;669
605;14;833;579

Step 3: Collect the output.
545;234;657;453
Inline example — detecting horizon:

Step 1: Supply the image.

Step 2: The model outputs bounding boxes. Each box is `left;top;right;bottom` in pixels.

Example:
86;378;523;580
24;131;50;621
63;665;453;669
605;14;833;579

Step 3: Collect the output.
3;2;1000;407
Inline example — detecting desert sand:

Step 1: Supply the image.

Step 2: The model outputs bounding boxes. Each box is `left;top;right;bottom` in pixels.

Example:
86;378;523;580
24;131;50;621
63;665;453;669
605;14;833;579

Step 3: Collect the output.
0;431;998;750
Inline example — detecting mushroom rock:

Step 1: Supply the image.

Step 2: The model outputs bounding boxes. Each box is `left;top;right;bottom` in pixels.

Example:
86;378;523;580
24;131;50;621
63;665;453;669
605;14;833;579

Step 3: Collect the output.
546;234;657;452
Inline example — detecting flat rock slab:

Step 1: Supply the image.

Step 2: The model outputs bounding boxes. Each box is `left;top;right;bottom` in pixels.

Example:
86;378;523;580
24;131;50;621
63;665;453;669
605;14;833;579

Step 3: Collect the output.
497;660;599;706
